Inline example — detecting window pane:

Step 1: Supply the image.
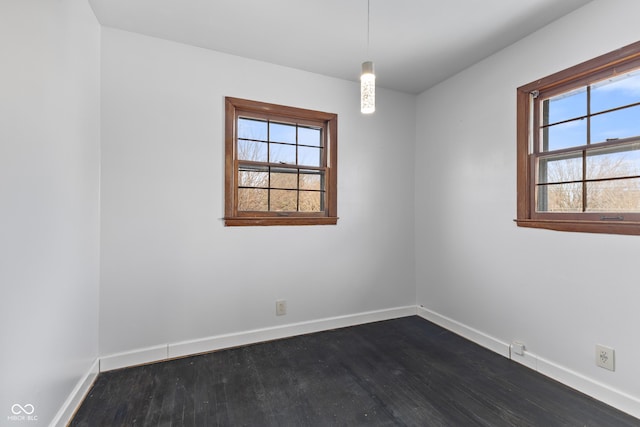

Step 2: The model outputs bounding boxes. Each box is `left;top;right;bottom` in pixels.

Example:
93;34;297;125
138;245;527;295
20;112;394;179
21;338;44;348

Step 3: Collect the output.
238;118;267;141
591;104;640;143
586;178;640;212
238;140;267;162
542;119;587;151
299;126;321;147
586;143;640;180
299;191;323;212
270;143;296;164
544;88;586;125
591;70;640;114
538;155;582;184
536;183;583;212
270;189;297;211
270;122;296;144
300;170;323;190
298;146;321;167
238;188;268;211
238;168;268;188
270;169;298;190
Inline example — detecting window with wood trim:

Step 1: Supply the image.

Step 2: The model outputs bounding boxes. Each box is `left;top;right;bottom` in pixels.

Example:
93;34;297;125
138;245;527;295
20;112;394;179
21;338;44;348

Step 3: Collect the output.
225;97;338;226
517;41;640;235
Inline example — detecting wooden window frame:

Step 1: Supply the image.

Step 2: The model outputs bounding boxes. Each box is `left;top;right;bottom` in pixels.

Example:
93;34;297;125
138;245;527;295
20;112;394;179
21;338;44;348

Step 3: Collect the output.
516;41;640;235
224;97;338;226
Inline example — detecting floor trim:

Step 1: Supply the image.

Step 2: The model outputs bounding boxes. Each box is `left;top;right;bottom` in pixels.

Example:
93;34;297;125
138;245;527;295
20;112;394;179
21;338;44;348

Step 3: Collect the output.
51;358;99;427
99;344;168;372
526;348;640;419
417;305;640;420
416;305;509;358
99;305;418;372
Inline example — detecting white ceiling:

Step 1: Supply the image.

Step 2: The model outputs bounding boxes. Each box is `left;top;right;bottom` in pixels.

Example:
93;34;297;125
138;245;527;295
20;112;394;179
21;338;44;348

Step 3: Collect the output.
88;0;593;94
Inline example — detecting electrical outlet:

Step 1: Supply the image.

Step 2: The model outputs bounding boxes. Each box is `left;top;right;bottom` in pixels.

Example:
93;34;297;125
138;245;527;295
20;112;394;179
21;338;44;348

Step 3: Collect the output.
595;344;615;371
276;300;287;316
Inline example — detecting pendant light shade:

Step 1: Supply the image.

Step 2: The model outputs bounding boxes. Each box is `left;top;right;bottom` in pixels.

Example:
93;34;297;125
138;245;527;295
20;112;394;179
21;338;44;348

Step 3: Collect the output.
361;61;375;114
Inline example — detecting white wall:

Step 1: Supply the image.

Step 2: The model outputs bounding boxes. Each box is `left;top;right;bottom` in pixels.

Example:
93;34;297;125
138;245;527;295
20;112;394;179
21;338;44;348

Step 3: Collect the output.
99;28;416;356
0;0;101;425
415;0;640;417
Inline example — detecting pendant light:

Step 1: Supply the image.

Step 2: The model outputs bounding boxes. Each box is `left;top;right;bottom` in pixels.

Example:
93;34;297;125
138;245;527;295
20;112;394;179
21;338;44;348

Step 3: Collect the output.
361;0;375;114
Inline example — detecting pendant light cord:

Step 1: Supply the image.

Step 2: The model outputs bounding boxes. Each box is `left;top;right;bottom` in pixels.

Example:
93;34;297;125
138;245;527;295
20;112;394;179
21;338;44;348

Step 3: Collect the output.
366;0;370;58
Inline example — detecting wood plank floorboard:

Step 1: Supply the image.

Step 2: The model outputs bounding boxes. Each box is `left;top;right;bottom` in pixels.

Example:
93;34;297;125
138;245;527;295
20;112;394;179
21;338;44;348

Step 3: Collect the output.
70;316;640;426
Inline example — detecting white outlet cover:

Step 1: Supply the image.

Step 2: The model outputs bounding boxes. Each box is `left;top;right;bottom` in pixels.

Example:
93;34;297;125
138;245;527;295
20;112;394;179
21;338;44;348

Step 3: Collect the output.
276;300;286;316
595;344;615;371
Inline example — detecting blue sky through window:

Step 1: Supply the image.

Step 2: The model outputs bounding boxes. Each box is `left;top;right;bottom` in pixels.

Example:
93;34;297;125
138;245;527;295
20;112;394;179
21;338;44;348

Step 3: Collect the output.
238;118;322;167
544;70;640;150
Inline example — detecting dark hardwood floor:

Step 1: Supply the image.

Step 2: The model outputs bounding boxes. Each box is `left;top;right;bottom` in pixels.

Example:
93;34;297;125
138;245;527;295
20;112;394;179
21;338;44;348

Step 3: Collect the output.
70;316;640;426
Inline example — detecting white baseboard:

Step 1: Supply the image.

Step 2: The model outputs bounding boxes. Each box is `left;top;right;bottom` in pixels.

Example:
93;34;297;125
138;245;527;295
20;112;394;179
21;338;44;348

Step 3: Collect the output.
416;305;510;357
51;358;99;427
520;350;640;419
99;344;168;372
417;305;640;420
100;305;417;372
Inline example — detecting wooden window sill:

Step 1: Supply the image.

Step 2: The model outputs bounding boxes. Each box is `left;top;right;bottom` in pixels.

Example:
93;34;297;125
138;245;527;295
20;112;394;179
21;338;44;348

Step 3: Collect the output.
515;218;640;235
225;217;339;226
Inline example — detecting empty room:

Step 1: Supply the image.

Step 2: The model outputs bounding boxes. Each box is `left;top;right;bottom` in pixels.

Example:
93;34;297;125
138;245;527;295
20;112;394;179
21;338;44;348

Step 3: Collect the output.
2;0;640;425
